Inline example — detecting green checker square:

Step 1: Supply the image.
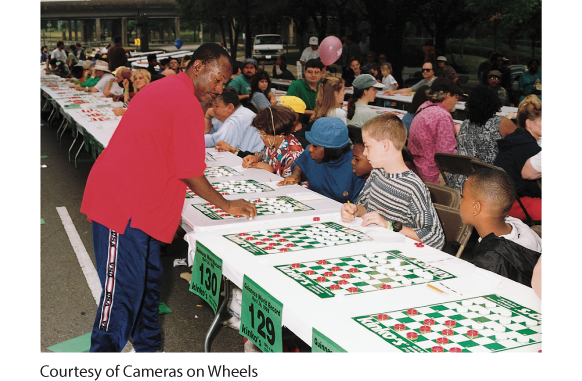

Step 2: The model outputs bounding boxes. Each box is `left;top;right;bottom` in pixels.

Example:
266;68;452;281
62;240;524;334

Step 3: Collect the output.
397;316;415;324
369;271;381;276
354;264;367;268
517;328;537;336
448;314;468;321
308;241;320;245
337;263;349;267
430;304;450;311
457;339;480;348
404;273;419;279
310;265;324;270
353;281;368;287
484;342;506;351
425;312;444;319
472;316;491;323
295;228;306;232
414;335;430;343
302;245;315;249
340;257;355;262
380;277;394;283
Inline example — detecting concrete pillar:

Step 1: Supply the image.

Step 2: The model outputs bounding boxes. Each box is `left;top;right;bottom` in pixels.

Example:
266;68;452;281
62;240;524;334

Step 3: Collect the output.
95;18;101;42
74;20;78;41
68;20;72;41
121;18;128;46
80;20;86;43
175;17;180;40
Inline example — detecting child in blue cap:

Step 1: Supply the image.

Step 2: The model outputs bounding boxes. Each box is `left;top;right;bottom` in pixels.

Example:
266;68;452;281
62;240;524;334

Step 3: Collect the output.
341;113;445;249
278;117;365;203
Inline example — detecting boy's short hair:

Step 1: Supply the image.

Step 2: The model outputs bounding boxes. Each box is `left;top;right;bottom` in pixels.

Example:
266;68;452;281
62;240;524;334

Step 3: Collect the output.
468;168;516;217
361;113;407;151
305;59;324;70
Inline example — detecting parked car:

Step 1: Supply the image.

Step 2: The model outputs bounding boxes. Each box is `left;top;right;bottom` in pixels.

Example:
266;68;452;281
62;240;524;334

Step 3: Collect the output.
252;34;283;61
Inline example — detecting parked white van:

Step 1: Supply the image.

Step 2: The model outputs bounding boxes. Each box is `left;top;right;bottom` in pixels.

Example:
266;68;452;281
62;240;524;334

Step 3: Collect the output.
252;34;283;61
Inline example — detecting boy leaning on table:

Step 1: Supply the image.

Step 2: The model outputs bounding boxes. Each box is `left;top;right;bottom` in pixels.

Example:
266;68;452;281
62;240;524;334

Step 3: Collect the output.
341;113;445;249
459;168;541;288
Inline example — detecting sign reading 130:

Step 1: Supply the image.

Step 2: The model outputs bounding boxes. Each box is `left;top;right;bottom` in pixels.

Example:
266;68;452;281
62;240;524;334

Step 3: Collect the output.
189;242;222;314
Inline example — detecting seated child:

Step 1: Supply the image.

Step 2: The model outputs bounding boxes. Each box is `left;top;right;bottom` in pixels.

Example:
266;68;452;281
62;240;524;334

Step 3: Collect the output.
348;126;373;179
341;114;445;249
278;117;365;203
241;105;304;178
459;168;541;286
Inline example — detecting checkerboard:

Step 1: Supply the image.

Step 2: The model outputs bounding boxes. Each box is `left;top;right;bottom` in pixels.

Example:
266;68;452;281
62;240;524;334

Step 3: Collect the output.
205;152;217;162
275;251;456;298
223;221;372;256
203;166;242;178
191;195;314;220
353;294;541;353
185;179;274;199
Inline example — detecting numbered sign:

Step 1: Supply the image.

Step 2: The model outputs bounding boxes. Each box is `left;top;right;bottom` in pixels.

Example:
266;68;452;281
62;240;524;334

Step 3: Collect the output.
240;275;283;352
312;328;347;352
189;242;223;314
134;38;141;46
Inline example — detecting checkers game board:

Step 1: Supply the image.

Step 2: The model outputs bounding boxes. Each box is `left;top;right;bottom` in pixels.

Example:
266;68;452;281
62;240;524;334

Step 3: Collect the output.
203;166;242;178
205;152;217;162
223;221;372;256
353;294;541;353
192;196;314;220
275;251;456;298
186;179;274;199
79;108;117;122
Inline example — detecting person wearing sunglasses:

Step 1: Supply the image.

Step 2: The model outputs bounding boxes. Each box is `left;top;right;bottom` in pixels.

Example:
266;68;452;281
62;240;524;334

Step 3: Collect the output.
384;60;437;96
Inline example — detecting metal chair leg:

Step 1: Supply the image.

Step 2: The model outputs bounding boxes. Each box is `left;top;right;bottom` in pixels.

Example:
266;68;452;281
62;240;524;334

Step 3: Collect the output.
204;277;231;352
58;120;69;144
56;118;67;141
68;128;79;162
47;108;55;128
74;135;86;168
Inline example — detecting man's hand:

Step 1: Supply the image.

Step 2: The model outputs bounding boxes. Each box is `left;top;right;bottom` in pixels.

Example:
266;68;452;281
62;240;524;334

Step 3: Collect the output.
248;162;274;172
277;174;300;186
113;107;126;116
215;141;236;153
221;199;257;219
360;211;388;228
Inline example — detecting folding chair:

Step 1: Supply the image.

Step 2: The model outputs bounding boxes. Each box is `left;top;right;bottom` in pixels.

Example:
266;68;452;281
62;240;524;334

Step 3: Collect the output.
469;159;540;226
434;204;473;258
425;182;461;208
434;152;475;186
402;146;424;182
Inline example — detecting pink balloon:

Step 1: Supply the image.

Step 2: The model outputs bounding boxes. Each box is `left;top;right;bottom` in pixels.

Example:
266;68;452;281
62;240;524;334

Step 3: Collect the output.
319;36;343;66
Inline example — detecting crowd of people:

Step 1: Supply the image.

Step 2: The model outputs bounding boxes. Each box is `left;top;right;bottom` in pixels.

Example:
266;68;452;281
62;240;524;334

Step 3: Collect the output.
44;36;542;353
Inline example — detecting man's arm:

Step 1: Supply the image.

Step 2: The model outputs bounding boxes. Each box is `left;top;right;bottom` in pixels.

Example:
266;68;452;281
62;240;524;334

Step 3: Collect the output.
181;176;256;218
102;79;114;97
522;153;542;180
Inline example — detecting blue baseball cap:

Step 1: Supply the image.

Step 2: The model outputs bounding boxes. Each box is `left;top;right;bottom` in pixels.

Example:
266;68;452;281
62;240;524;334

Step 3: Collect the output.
305;117;349;149
243;58;259;68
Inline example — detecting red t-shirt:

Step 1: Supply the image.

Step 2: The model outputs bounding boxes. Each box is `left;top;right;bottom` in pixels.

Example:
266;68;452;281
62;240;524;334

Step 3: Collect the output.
81;72;206;242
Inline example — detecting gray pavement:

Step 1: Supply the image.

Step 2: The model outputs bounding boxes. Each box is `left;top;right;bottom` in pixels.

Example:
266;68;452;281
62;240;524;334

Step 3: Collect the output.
40;109;244;353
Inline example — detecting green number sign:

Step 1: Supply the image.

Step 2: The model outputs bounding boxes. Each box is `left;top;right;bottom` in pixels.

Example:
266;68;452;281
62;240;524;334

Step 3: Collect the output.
239;275;283;352
189;242;223;314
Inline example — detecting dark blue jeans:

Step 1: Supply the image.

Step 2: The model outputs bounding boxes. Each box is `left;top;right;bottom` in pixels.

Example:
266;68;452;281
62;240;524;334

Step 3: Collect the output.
90;220;162;352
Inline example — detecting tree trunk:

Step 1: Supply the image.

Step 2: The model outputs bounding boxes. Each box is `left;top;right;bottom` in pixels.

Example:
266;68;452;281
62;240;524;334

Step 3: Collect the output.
244;1;252;59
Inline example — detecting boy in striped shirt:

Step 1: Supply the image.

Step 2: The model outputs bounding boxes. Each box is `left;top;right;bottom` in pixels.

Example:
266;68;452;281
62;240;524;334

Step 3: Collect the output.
341;114;445;249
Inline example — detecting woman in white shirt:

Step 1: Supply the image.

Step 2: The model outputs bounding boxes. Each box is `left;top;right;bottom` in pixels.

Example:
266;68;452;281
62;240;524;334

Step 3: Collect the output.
310;77;347;125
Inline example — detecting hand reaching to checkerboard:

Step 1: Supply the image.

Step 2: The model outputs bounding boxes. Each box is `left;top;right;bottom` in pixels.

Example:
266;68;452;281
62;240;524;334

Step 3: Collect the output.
242;156;275;172
215;141;236;154
222;199;258;220
340;202;359;222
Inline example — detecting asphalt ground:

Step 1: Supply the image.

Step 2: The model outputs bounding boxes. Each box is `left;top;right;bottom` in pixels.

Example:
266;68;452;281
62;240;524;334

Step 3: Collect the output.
40;107;244;353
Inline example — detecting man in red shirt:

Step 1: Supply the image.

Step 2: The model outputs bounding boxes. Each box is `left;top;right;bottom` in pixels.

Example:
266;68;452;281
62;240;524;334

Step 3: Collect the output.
107;36;128;72
81;43;256;352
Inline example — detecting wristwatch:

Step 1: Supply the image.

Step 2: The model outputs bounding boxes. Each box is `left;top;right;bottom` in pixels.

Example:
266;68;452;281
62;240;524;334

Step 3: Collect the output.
387;221;403;232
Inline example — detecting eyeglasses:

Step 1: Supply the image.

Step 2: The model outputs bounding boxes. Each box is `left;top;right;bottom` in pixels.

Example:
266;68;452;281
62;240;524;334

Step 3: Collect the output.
488;76;500;81
421;68;433;72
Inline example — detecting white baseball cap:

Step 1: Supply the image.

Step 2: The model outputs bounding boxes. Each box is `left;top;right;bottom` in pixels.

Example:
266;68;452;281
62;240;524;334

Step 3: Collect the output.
309;36;318;45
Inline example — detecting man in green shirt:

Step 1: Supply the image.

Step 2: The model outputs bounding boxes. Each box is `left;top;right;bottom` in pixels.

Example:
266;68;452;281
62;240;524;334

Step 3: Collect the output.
286;59;323;118
228;57;258;102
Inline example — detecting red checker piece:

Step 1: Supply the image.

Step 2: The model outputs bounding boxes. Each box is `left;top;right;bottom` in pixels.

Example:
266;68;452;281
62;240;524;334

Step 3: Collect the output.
406;309;418;316
272;234;281;238
423;318;436;326
324;272;334;277
436;337;450;345
331;266;341;271
316;277;327;283
278;238;287;242
420;326;432;334
262;237;271;241
313;217;320;221
206;202;212;205
348;268;359;273
381;284;392;289
245;237;254;241
449;347;463;353
254;241;264;245
445;320;457;328
286;243;295;247
394;324;407;331
347;287;359;293
279;248;288;252
330;284;340;290
431;346;444;353
406;332;418;340
341;274;351;279
442;329;454;337
235;215;243;218
221;192;228;195
467;330;479;339
338;280;348;285
304;270;315;275
220;213;229;217
318;260;328;265
377;314;389;321
238;233;247;236
291;263;301;268
211;205;218;209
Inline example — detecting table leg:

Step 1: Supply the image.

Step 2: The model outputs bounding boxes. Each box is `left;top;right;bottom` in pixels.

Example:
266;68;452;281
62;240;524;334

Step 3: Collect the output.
68;126;79;162
74;135;86;168
56;118;67;142
204;277;231;352
58;119;69;143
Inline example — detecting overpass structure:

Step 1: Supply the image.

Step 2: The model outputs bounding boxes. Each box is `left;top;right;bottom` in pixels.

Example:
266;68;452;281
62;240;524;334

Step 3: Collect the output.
41;0;180;50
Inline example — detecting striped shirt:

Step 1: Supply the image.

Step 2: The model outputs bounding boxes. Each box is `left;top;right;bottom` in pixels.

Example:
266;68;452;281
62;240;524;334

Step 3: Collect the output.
356;169;445;249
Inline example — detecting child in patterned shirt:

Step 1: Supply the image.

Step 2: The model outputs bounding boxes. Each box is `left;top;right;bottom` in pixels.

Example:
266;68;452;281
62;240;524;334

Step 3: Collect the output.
341;113;445;249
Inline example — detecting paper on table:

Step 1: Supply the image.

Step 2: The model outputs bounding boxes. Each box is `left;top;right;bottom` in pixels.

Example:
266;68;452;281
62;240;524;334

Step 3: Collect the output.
339;217;406;244
286;192;328;202
439;269;502;297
